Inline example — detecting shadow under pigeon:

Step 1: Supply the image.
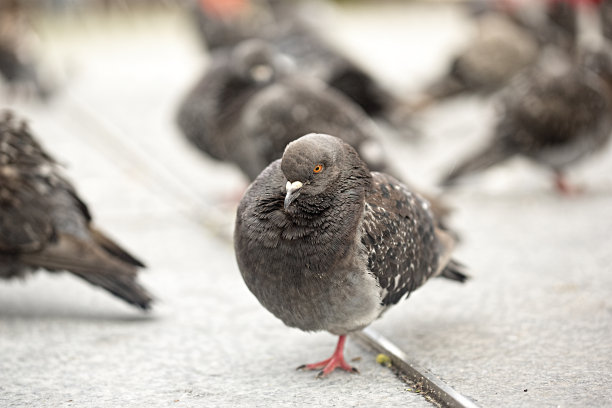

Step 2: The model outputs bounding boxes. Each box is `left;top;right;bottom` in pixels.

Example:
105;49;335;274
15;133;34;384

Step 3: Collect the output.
0;300;158;322
0;276;158;322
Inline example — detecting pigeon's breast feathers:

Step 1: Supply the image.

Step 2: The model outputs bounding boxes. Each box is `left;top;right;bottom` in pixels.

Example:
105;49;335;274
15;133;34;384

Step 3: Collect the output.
235;134;372;278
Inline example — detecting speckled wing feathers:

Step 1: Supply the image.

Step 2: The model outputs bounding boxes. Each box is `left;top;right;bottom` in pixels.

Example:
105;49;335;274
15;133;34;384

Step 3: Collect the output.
0;181;54;252
0;115;56;252
361;172;441;306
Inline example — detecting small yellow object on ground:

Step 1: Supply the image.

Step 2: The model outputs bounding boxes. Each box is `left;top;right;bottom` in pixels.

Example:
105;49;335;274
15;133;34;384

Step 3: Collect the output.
376;353;392;367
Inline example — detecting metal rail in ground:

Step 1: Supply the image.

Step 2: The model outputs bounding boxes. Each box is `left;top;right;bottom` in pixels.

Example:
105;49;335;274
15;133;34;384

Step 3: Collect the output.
353;328;480;408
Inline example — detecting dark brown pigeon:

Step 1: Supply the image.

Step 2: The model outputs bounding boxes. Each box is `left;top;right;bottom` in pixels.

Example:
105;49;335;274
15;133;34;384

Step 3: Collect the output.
440;49;612;194
0;111;152;310
234;133;466;377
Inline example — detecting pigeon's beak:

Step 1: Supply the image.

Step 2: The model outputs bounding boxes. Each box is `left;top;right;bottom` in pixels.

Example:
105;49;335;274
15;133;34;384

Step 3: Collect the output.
284;181;303;210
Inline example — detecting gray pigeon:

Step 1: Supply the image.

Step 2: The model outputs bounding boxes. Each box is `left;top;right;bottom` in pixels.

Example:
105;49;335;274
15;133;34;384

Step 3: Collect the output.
417;13;539;107
188;0;408;129
0;111;152;310
177;39;389;181
440;49;612;193
176;39;275;164
417;0;582;109
0;1;53;101
234;133;466;377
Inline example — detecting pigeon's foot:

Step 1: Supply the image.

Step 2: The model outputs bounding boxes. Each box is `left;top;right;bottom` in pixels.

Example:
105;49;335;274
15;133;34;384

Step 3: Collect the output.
554;172;583;196
297;335;359;378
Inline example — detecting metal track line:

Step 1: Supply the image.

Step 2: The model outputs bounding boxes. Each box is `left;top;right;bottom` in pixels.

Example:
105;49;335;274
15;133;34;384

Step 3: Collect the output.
353;328;479;408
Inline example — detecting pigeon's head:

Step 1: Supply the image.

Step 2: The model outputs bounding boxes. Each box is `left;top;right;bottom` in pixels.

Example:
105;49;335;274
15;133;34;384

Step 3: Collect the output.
231;39;291;85
281;133;370;210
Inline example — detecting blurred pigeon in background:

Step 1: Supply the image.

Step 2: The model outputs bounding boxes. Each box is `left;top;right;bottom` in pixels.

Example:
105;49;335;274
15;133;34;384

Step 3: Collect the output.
188;0;414;133
234;133;466;377
178;38;455;229
177;39;290;171
440;46;612;193
0;0;54;101
177;39;391;181
0;111;152;309
416;12;539;107
415;0;582;108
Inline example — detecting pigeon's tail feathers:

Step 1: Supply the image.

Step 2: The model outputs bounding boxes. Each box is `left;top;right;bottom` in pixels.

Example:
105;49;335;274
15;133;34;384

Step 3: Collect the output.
90;227;146;268
424;74;467;103
19;234;153;310
439;259;469;283
434;227;469;283
421;191;452;221
71;269;153;310
440;142;514;187
434;228;456;270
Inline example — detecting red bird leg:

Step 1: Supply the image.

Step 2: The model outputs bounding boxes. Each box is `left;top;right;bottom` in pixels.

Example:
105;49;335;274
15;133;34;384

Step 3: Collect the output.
554;171;581;195
297;335;359;378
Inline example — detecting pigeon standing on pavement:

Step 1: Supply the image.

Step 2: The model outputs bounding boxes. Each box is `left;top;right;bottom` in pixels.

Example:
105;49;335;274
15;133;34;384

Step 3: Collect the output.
189;0;412;131
177;39;291;170
234;133;466;377
417;13;539;106
440;48;612;193
416;0;585;109
0;111;152;310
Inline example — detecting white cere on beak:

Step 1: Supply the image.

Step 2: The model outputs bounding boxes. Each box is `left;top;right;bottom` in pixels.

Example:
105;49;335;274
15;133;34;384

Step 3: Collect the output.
286;181;303;193
284;181;303;210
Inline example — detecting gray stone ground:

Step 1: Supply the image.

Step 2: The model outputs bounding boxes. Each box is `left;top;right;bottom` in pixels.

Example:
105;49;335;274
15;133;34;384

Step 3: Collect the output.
1;2;612;407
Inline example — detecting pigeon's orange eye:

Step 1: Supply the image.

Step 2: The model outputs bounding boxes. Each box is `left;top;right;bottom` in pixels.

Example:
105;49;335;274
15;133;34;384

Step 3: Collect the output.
313;164;323;173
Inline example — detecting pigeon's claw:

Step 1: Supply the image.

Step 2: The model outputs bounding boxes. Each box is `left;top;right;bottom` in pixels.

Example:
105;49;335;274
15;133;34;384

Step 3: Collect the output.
297;335;359;378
